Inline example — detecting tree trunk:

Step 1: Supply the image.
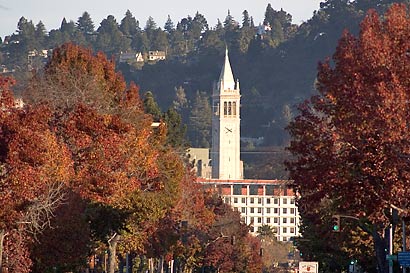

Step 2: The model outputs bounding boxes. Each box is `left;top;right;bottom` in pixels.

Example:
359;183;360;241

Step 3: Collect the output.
0;231;3;273
157;256;164;273
373;228;388;273
0;229;5;273
149;257;154;273
108;233;120;273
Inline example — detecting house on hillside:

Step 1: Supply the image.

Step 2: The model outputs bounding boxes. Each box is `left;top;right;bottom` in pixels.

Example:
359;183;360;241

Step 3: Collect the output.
148;50;166;62
119;52;144;63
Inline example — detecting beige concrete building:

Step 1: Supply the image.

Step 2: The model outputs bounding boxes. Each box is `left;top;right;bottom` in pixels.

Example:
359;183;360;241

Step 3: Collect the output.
198;178;300;241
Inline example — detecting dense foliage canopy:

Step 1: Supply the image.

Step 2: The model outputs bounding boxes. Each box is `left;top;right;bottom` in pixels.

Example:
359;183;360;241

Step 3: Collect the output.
286;4;410;273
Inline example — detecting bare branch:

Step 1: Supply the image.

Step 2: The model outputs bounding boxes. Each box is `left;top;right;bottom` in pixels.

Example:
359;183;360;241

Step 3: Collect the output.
20;181;66;237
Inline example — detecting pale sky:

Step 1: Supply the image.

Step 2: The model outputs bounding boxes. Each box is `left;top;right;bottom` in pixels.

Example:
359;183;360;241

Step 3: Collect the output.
0;0;322;39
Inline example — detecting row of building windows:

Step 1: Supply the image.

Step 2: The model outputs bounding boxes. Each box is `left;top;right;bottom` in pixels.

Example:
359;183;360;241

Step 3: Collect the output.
226;196;295;205
238;207;296;215
246;216;297;224
232;184;292;196
249;224;296;235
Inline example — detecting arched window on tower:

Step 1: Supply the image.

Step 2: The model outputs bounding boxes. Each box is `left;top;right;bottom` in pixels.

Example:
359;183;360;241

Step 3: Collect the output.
228;102;232;116
232;102;237;116
224;102;227;116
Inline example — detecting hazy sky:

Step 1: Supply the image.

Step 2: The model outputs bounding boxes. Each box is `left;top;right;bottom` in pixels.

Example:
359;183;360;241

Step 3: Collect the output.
0;0;322;39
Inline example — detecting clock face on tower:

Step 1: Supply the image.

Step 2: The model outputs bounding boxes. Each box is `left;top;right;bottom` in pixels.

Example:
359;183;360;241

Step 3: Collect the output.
224;126;233;134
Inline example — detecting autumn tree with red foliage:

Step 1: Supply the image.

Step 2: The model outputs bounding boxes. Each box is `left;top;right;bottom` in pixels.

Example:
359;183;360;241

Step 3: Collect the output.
0;77;74;273
23;43;184;273
286;4;410;273
201;195;262;273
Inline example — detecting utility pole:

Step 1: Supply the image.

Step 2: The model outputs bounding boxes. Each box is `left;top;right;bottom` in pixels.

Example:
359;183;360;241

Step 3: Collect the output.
390;221;393;273
403;219;406;273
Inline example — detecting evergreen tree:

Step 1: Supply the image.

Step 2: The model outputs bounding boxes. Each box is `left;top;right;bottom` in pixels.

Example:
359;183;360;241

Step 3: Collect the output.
216;19;223;31
164;15;175;33
193;12;208;31
35;21;47;49
242;10;251;28
133;31;149;52
224;10;238;30
77;11;95;35
143;91;162;121
189;91;212;148
270;19;284;45
263;3;276;27
177;16;192;35
120;10;139;36
8;17;36;66
236;24;255;53
96;15;131;55
150;29;169;51
164;107;188;149
145;16;157;32
169;29;186;56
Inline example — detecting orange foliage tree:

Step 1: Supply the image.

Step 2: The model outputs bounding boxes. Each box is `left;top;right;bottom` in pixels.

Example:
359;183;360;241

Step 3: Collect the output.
24;43;184;273
0;76;74;273
286;4;410;273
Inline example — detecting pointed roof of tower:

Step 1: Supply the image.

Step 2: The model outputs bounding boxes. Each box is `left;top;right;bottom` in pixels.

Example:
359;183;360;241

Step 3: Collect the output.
218;47;236;90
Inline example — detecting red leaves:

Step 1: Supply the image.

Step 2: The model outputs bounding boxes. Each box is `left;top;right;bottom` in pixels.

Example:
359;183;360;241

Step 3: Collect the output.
287;3;410;224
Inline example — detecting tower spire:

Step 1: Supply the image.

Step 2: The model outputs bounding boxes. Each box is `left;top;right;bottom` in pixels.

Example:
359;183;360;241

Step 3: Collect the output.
218;46;236;91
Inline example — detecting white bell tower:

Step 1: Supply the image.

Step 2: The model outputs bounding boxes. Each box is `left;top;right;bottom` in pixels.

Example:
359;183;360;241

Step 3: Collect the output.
211;48;243;180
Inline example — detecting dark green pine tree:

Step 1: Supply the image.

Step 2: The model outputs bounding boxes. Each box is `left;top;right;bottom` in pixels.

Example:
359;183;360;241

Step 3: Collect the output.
192;12;208;32
120;10;139;37
169;29;186;56
189;91;212;148
34;21;47;49
164;15;175;34
8;17;36;66
224;10;237;30
77;11;95;35
151;29;169;51
163;107;188;149
145;16;157;32
96;15;131;55
242;10;250;28
263;3;276;27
